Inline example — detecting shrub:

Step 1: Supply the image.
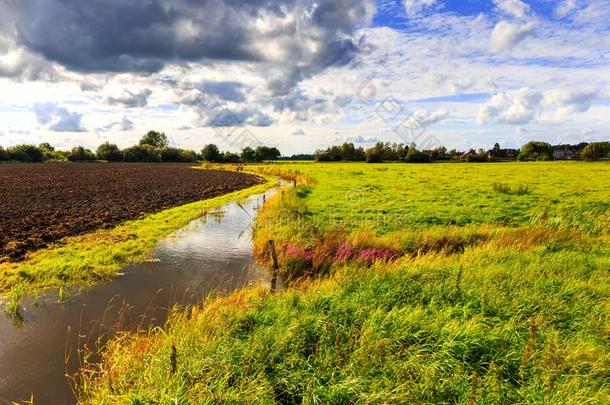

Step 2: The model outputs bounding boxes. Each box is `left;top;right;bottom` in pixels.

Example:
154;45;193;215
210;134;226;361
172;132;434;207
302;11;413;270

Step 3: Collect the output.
0;146;9;161
96;142;123;161
67;146;96;162
122;144;161;162
8;144;44;162
581;142;610;161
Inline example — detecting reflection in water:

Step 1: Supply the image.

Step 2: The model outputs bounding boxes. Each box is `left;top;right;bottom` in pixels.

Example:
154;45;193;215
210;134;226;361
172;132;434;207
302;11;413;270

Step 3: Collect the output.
0;188;276;404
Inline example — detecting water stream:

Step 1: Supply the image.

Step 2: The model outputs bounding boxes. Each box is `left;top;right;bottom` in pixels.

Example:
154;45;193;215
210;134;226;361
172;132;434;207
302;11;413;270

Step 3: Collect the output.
0;187;277;404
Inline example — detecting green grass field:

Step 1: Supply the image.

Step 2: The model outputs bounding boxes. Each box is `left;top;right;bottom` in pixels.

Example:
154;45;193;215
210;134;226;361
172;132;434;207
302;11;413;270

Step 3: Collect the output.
80;162;610;403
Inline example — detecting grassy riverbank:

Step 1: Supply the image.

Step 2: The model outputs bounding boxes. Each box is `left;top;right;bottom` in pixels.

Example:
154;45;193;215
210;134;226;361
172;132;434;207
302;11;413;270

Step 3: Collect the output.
80;162;609;403
1;173;274;316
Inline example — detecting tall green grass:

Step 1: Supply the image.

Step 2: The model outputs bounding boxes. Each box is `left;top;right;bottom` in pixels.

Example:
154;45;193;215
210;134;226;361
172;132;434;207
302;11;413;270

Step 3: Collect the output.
79;162;610;403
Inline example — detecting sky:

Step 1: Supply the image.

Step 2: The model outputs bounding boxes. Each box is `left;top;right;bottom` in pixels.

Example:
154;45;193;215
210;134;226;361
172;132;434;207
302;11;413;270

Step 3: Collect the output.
0;0;609;155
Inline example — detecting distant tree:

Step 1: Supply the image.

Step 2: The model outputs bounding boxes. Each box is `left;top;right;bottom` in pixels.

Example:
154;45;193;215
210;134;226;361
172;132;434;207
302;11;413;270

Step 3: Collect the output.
8;144;44;162
0;146;9;161
67;146;96;161
581;142;610;161
428;146;447;161
255;146;281;161
518;141;553;161
240;147;258;162
222;151;241;163
123;144;161;162
404;145;431;163
492;143;501;153
365;144;383;163
139;130;169;148
96;142;123;161
39;142;55;152
159;147;198;162
201;144;221;162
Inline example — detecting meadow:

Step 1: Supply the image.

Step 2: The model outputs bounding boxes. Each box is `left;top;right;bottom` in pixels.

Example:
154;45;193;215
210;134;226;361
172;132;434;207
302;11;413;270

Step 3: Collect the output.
79;162;610;403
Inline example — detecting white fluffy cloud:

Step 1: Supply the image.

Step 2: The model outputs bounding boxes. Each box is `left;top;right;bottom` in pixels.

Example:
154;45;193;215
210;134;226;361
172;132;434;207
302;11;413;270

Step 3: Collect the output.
490;21;536;52
33;103;86;132
477;87;599;125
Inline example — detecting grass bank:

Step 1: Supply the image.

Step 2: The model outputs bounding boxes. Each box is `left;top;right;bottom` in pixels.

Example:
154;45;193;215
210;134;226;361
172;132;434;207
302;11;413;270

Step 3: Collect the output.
1;172;275;315
80;162;609;403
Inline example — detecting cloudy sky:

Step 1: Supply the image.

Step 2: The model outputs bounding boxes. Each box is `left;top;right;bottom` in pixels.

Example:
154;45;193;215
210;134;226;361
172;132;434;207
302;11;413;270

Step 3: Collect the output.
0;0;609;154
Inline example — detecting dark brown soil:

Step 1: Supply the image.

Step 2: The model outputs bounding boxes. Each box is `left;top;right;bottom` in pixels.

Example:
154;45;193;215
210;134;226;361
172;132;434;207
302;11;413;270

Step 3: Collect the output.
0;163;263;262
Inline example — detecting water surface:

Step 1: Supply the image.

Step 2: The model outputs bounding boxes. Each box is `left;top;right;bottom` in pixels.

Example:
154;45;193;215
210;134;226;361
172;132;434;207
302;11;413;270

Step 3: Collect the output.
0;188;276;404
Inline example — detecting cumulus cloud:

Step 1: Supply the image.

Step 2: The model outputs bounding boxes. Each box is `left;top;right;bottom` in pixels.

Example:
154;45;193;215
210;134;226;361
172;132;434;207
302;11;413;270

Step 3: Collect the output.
33;103;86;132
400;110;449;129
492;0;531;19
477;87;597;125
490;21;536;52
403;0;438;17
7;0;374;94
106;89;152;108
99;116;134;132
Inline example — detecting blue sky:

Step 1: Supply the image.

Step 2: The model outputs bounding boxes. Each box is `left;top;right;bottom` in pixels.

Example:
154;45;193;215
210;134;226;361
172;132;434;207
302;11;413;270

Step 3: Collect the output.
0;0;608;154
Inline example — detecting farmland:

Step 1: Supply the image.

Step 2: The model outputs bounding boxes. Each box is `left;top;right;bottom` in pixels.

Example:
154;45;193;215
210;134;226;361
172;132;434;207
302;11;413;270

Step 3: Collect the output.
79;162;610;403
0;163;268;299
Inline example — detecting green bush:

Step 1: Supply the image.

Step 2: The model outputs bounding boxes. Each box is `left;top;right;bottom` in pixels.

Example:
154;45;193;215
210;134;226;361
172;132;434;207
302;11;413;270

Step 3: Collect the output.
0;146;9;161
67;146;96;162
123;144;161;162
8;144;44;162
581;142;610;161
160;147;198;162
96;142;123;161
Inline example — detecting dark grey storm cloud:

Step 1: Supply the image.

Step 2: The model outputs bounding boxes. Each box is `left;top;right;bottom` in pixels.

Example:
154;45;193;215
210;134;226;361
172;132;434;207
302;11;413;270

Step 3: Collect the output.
8;0;374;87
197;81;245;103
106;89;153;108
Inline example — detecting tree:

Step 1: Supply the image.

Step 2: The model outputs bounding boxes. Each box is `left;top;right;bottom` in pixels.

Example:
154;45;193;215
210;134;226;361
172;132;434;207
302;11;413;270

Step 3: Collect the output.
222;151;240;163
67;146;96;161
581;142;610;161
201;144;221;162
123;144;161;162
365;144;383;163
96;142;122;161
404;145;431;163
255;146;281;161
139;130;169;148
240;147;258;162
518;141;553;161
0;146;9;161
39;142;55;152
8;144;44;162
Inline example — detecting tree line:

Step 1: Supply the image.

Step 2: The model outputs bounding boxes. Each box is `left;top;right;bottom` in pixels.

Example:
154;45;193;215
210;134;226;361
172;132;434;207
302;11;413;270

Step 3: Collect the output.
0;131;282;163
313;141;610;163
